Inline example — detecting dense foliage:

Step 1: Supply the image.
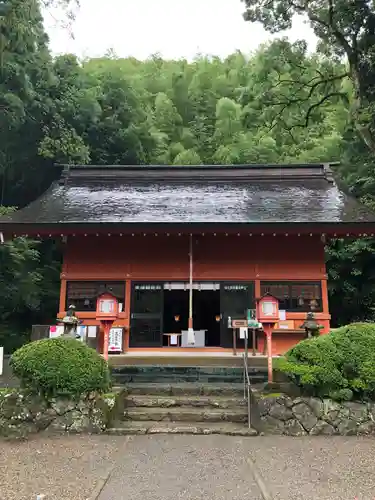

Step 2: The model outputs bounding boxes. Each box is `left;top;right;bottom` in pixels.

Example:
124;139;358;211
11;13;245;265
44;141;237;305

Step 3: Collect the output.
10;337;111;397
1;0;375;349
276;323;375;401
242;0;375;156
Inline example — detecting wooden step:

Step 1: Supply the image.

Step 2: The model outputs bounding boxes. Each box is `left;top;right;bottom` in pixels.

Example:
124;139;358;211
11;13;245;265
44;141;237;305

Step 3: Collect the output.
106;420;258;436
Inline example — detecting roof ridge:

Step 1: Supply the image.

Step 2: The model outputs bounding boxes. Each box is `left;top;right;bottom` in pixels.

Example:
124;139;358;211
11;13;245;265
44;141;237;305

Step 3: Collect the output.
59;163;338;184
3;160;375;229
59;162;339;170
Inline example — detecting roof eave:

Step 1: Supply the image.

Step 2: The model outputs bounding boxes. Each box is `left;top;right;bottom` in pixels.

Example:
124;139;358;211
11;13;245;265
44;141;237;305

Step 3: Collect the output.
2;220;375;237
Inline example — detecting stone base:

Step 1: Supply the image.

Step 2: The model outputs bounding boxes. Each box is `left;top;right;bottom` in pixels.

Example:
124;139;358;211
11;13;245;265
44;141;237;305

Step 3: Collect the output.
105;421;258;436
253;393;375;436
1;385;374;438
0;389;112;439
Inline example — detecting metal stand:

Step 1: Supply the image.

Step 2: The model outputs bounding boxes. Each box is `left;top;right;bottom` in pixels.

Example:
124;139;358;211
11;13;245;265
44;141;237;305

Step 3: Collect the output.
242;328;251;428
232;329;237;355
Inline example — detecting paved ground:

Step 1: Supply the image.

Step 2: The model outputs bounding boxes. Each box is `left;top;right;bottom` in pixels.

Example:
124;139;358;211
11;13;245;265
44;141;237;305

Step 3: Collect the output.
1;434;375;500
0;435;128;500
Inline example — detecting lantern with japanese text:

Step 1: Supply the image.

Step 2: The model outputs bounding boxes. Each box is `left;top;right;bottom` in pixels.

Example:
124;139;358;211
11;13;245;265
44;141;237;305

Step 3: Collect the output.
256;293;279;324
96;293;119;360
256;293;280;383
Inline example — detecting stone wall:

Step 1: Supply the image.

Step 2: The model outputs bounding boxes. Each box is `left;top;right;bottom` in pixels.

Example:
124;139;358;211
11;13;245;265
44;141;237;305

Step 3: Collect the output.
0;356;18;389
253;394;375;436
2;388;375;438
0;389;116;439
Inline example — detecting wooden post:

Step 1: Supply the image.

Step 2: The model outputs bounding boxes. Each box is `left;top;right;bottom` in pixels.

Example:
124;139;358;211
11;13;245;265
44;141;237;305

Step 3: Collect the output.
59;279;67;315
124;279;132;351
263;332;267;355
232;328;237;355
264;324;273;383
244;328;248;360
188;234;193;330
252;328;256;356
102;320;113;361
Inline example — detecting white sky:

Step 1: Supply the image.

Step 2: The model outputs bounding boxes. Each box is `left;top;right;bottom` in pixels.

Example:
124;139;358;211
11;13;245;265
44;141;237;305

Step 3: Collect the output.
45;0;317;60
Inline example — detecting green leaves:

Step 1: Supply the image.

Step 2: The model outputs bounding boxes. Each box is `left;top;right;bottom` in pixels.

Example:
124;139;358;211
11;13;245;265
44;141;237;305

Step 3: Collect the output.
173;149;202;166
242;0;375;154
10;337;111;398
277;323;375;401
39;120;90;164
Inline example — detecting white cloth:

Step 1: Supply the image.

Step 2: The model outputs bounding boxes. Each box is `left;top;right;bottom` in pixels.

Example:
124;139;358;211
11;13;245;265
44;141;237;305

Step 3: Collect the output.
187;328;195;345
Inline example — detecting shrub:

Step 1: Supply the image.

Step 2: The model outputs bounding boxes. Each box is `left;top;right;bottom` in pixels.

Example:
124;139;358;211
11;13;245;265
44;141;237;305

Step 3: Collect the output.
10;337;111;398
275;323;375;401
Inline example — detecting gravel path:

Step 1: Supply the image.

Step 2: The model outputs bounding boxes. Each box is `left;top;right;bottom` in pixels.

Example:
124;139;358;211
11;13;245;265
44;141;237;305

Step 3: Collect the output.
98;434;264;500
1;434;375;500
99;435;375;500
0;435;128;500
247;435;375;500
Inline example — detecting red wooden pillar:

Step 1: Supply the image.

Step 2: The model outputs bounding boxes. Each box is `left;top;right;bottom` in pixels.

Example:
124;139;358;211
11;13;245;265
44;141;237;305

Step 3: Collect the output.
124;279;132;351
264;324;273;383
321;277;329;314
254;279;261;352
102;320;114;361
59;278;67;314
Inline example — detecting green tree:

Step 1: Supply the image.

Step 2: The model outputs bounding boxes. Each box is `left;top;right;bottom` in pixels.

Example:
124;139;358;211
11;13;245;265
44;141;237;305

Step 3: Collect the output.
242;0;375;154
83;68;154;164
214;97;242;145
0;0;53;206
173;148;202;165
154;93;183;140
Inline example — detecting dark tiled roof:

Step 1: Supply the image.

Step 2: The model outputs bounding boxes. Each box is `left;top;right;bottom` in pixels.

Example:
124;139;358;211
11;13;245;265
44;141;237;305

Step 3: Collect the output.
1;164;375;227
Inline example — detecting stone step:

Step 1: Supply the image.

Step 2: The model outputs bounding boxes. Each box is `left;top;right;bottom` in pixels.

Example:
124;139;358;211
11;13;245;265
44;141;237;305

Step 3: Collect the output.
112;365;266;377
123;407;248;423
112;365;261;375
119;382;245;396
126;394;246;409
111;365;267;385
109;355;268;368
113;375;254;385
106;420;258;436
113;374;266;385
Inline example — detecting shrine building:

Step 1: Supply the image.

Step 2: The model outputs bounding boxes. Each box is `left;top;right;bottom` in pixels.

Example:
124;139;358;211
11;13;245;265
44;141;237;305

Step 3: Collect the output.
1;163;375;356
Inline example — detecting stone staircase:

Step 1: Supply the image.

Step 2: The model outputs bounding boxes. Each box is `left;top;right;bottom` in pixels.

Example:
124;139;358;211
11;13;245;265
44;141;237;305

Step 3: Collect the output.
111;365;268;385
106;382;258;436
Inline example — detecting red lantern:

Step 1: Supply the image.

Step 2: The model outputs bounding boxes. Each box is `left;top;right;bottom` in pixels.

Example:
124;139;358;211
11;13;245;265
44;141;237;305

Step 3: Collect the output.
96;293;119;360
256;293;280;384
96;292;119;321
256;293;279;324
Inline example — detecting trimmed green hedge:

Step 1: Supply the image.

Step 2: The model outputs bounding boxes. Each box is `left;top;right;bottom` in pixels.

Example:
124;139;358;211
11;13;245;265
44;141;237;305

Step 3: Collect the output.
10;337;111;398
275;323;375;401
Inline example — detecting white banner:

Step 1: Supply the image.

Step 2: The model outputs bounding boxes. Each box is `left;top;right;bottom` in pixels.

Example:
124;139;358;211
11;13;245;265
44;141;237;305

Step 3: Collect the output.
49;325;64;338
108;328;123;353
76;325;87;342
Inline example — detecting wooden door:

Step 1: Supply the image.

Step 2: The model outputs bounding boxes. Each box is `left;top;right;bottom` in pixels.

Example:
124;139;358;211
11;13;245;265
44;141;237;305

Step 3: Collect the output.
220;282;255;348
129;282;163;347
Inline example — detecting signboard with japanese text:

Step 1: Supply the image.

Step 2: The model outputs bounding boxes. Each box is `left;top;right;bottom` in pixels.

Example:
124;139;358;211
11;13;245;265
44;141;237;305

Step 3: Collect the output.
232;319;248;328
108;328;123;353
